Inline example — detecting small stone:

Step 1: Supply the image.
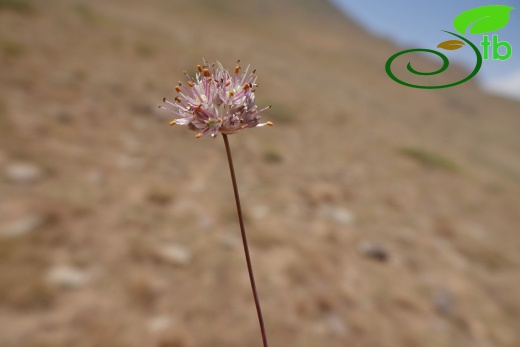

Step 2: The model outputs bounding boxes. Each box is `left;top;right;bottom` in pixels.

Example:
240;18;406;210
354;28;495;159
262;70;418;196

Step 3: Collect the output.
55;111;73;123
251;205;269;219
147;315;173;333
5;162;44;184
156;244;192;266
2;215;46;238
220;234;239;249
434;289;455;316
46;265;89;289
359;242;389;262
325;314;348;337
197;215;214;230
320;205;355;225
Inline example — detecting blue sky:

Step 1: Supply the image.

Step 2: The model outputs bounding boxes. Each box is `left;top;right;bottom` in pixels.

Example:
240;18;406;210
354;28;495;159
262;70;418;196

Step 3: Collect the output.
329;0;520;99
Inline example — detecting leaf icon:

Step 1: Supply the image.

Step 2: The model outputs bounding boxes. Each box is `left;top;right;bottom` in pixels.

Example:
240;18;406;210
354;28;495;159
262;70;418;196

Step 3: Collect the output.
453;5;514;35
437;40;465;50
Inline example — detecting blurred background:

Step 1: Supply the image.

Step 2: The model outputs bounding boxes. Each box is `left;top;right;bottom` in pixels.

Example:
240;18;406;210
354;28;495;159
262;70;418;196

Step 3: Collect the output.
1;1;519;347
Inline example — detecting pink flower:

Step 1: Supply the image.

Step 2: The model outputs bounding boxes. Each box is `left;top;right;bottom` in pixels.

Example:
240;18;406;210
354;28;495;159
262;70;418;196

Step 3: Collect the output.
160;60;272;138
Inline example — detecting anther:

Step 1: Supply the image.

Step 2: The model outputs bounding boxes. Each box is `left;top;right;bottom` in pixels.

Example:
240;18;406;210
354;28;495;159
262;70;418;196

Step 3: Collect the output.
169;121;176;126
235;66;240;74
253;69;257;74
163;97;166;102
188;81;194;87
242;83;250;90
175;96;181;102
196;133;202;138
251;88;256;92
225;80;231;86
229;91;235;96
266;121;273;126
203;69;211;77
197;65;203;72
175;86;181;93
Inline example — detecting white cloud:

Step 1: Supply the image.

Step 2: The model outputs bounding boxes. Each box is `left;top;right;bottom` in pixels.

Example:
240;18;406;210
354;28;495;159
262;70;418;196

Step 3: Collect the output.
482;70;520;101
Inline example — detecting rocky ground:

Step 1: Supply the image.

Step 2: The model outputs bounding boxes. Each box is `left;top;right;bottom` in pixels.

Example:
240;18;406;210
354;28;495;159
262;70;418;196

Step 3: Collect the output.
1;0;519;346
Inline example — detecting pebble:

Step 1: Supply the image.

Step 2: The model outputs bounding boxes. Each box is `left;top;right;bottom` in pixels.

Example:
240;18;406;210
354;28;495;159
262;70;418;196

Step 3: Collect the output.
2;215;46;238
251;205;269;219
325;314;349;337
55;111;73;123
5;162;44;184
46;265;89;289
359;242;389;262
312;314;349;337
220;234;239;249
320;205;355;225
434;289;455;316
147;315;173;333
156;244;192;266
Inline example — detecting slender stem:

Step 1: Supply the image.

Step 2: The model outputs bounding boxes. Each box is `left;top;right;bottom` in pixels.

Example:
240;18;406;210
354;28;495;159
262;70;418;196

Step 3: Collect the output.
222;133;269;347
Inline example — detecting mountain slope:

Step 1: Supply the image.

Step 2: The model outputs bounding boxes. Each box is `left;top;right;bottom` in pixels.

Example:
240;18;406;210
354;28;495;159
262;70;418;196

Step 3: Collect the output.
1;1;519;347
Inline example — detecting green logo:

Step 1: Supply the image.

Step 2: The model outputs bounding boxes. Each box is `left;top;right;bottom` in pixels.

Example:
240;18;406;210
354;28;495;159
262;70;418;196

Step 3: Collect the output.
385;5;514;89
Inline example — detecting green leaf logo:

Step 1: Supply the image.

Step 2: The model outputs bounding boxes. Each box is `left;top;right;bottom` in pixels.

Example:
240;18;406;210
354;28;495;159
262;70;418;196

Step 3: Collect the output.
437;40;465;50
453;5;514;35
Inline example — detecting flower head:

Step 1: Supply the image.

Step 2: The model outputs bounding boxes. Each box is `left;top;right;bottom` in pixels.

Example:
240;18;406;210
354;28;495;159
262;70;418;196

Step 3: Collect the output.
160;60;272;138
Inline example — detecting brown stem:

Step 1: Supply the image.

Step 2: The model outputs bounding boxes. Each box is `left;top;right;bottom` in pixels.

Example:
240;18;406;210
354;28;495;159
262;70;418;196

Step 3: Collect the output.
222;133;269;347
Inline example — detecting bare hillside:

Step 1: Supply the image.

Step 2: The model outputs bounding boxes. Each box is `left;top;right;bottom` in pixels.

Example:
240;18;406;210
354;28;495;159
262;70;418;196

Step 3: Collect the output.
1;1;519;347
